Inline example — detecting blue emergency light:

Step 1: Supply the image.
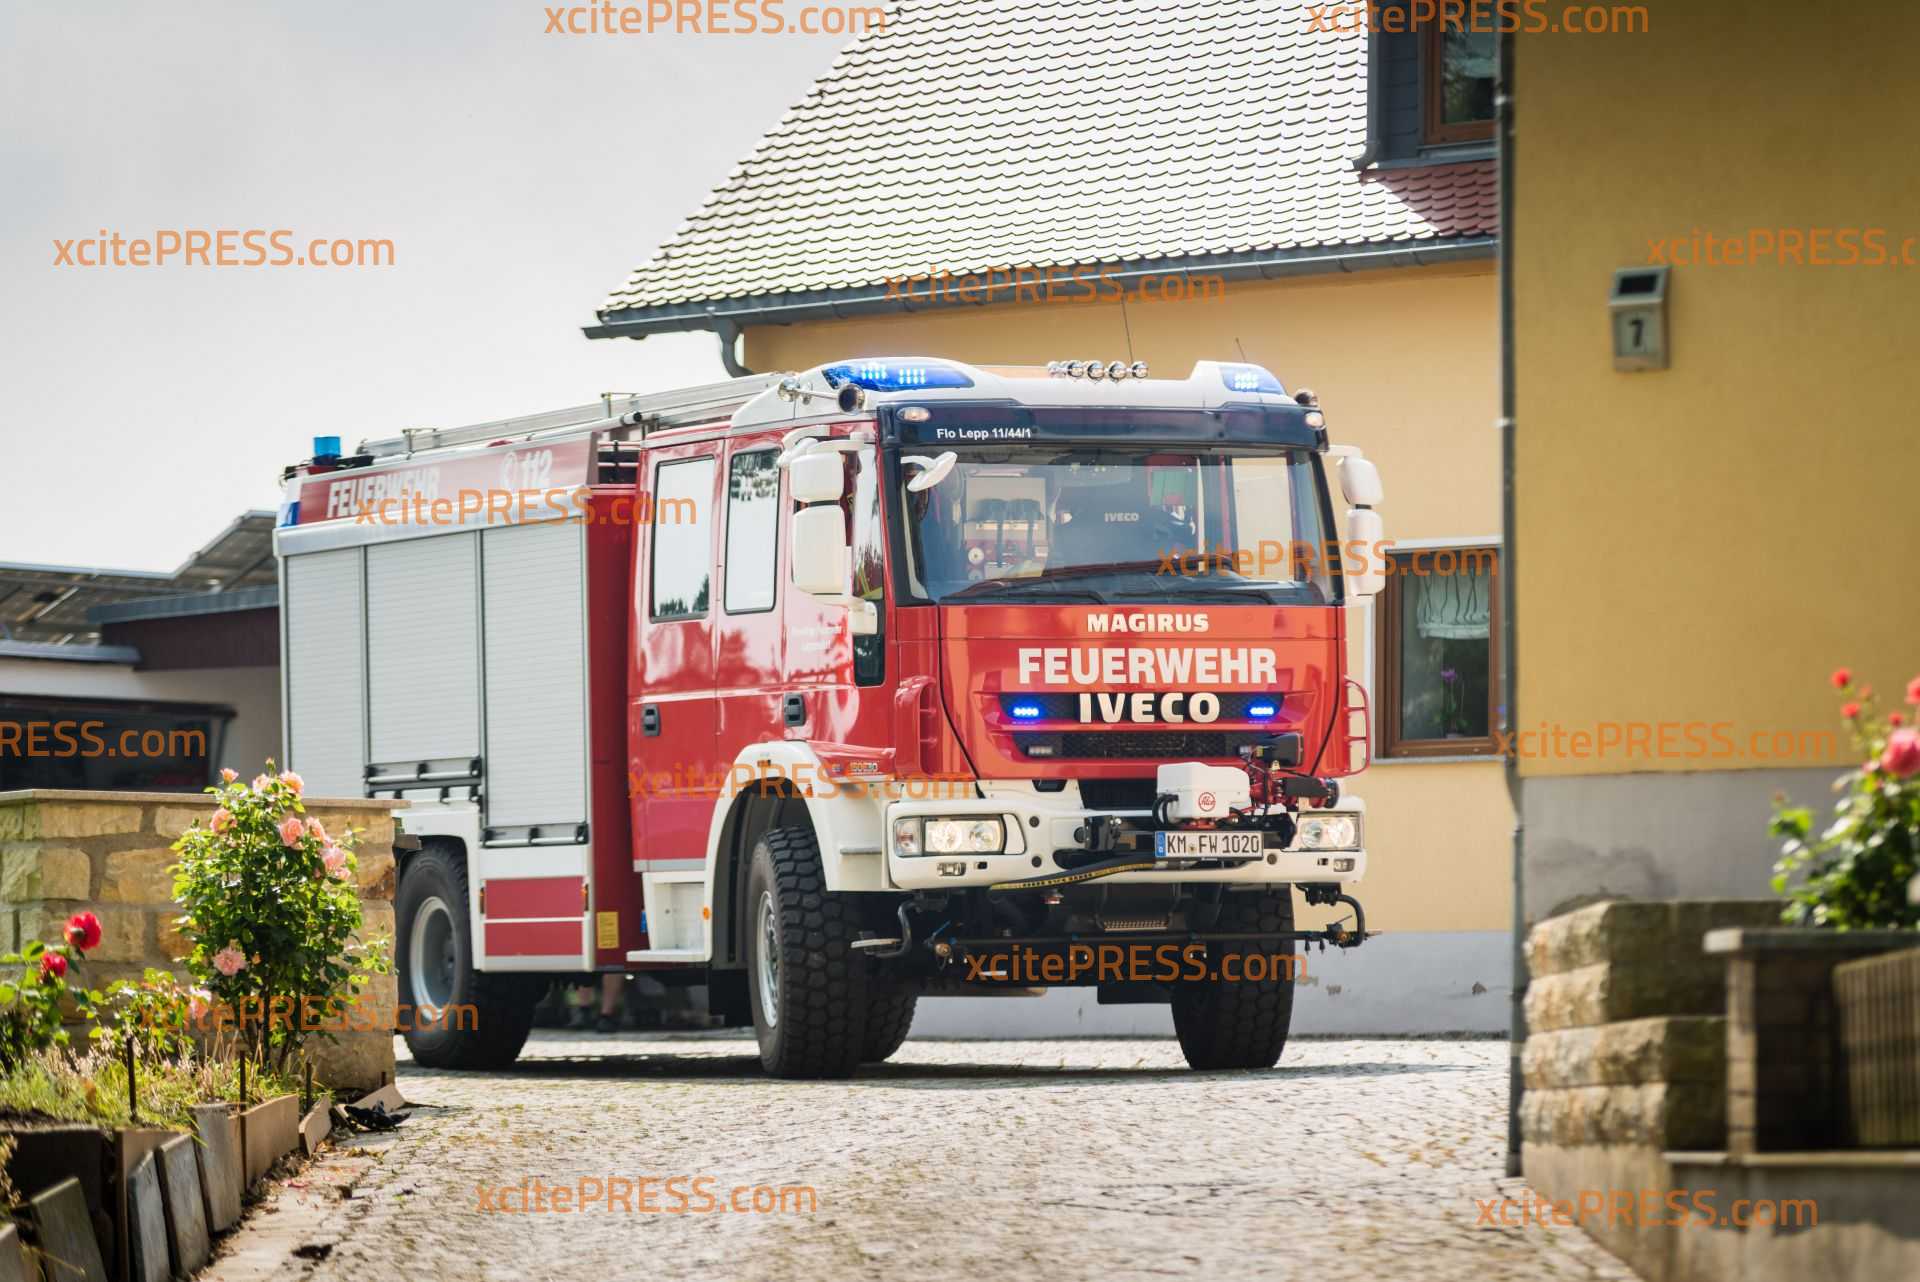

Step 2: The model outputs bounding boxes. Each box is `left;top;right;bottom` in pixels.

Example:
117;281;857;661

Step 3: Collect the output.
1246;701;1279;720
1008;702;1044;721
823;359;975;391
1218;363;1286;395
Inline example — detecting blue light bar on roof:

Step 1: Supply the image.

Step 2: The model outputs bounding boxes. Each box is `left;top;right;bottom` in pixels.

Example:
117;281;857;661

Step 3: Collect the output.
822;359;975;391
1218;363;1286;395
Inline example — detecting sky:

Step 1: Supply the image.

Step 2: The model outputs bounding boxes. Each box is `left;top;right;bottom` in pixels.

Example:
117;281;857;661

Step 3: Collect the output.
0;0;855;570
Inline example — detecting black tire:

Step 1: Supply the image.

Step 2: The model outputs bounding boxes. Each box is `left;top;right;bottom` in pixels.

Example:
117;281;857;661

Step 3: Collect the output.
861;984;918;1063
1171;887;1297;1070
744;826;871;1078
396;844;540;1070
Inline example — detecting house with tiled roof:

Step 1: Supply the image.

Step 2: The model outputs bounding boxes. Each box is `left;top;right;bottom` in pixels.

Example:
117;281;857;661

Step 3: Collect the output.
590;0;1510;1036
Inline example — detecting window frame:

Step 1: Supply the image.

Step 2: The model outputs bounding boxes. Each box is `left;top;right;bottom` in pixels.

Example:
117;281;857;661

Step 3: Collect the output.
648;454;717;623
1376;544;1501;759
1421;23;1495;146
721;446;781;617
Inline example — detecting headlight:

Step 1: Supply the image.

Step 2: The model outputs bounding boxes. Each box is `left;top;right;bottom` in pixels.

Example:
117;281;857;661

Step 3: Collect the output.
925;817;1006;854
893;816;1011;855
1294;814;1361;851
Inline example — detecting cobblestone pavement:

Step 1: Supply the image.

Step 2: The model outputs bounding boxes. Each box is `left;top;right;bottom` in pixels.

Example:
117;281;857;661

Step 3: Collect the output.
204;1031;1636;1282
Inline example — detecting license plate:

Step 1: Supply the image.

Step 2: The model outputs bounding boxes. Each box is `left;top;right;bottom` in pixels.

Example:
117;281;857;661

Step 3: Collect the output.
1155;830;1265;858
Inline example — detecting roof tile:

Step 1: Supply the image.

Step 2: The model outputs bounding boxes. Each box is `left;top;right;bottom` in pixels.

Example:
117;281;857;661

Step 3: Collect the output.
597;0;1495;321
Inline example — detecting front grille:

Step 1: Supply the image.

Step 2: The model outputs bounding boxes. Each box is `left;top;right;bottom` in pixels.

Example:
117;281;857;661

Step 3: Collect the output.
1078;778;1160;811
999;691;1282;721
1016;731;1266;760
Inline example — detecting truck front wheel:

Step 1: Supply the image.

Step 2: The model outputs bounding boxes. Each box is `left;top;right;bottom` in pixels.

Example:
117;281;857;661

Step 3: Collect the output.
397;844;541;1070
745;826;871;1078
1171;888;1297;1071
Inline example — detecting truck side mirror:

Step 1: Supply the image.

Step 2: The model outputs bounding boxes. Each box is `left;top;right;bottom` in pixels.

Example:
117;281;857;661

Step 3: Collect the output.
1338;456;1383;507
1344;508;1385;598
788;451;846;504
791;506;848;596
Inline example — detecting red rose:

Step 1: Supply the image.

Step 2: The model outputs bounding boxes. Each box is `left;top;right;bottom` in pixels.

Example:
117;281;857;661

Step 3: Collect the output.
1908;676;1920;706
40;952;67;980
1882;728;1920;779
64;911;102;953
1831;667;1853;689
1841;702;1861;719
1893;713;1907;727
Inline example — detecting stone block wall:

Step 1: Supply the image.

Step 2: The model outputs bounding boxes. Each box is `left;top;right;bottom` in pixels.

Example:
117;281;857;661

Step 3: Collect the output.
1520;899;1780;1282
0;789;402;1094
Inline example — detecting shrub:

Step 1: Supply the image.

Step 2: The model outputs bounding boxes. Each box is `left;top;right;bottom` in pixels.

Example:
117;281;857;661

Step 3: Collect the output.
170;764;390;1072
1771;669;1920;930
0;913;105;1071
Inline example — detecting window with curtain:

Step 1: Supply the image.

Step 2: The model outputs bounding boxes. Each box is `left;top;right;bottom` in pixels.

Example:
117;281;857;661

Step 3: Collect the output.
1379;547;1500;757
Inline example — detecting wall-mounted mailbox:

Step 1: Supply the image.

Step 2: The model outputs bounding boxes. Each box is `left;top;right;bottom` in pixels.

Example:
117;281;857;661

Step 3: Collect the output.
1609;266;1669;371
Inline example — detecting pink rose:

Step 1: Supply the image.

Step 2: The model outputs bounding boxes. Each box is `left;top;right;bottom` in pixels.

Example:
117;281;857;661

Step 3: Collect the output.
305;817;328;841
279;770;305;795
187;989;211;1022
278;814;307;847
219;768;238;783
211;808;232;834
322;845;350;880
1881;728;1920;779
1841;702;1861;720
1908;675;1920;706
212;947;247;977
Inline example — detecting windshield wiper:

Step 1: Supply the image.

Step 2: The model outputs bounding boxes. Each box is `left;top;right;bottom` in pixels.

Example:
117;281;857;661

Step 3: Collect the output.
944;579;1107;604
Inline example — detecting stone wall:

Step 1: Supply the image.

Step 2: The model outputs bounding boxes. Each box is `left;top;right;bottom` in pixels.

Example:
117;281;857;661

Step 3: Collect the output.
0;789;402;1093
1520;899;1781;1282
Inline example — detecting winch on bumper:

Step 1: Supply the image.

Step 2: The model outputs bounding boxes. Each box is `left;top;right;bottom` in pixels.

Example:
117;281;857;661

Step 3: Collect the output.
883;786;1366;893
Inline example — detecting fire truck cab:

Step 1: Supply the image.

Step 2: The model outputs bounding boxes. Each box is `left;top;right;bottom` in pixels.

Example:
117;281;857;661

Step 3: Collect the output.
275;357;1382;1078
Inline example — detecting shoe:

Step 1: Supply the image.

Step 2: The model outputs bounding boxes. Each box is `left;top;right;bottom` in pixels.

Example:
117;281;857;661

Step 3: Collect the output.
595;1015;620;1033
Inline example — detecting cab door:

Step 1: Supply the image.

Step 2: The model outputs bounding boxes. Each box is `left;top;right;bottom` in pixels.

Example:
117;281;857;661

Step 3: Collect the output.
632;446;721;863
714;440;786;777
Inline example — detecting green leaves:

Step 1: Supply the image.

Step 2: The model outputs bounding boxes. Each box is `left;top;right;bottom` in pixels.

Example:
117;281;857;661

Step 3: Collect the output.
171;762;392;1070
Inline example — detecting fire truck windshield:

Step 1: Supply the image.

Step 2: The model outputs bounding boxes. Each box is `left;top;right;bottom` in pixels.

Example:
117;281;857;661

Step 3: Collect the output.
896;446;1335;606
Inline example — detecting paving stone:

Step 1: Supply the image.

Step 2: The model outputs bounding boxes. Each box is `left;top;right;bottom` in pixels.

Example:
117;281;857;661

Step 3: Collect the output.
27;1176;107;1282
198;1032;1637;1282
126;1152;168;1282
158;1135;211;1275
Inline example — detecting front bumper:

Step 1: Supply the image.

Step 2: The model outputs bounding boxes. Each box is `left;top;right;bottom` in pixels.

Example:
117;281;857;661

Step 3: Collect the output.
884;785;1367;892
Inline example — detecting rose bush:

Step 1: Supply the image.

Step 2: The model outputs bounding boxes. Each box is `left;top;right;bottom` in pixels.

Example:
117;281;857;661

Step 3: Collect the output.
0;913;105;1070
1771;668;1920;929
171;763;390;1071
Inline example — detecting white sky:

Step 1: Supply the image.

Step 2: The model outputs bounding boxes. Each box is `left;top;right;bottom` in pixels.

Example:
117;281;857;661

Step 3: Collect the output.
0;0;853;570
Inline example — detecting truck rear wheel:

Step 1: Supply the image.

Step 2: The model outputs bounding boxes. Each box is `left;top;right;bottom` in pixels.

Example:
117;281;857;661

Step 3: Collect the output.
397;844;540;1070
1171;888;1297;1071
745;826;871;1078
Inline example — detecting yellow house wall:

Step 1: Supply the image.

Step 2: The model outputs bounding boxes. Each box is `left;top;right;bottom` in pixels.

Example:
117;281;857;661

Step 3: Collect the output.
740;264;1511;932
1514;6;1920;779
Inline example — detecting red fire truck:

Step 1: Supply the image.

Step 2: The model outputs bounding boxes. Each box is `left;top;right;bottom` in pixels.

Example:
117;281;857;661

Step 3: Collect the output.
275;357;1383;1077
